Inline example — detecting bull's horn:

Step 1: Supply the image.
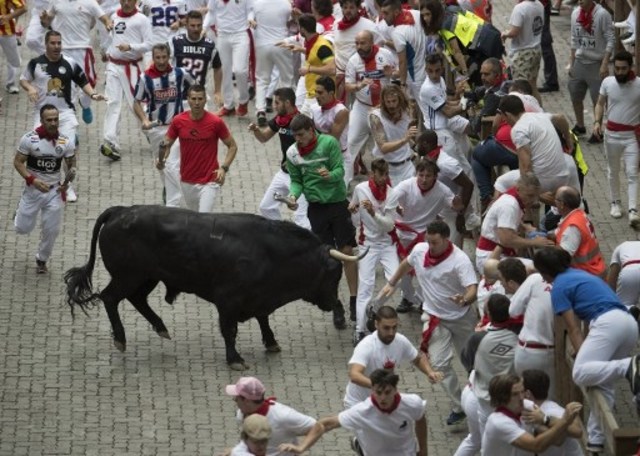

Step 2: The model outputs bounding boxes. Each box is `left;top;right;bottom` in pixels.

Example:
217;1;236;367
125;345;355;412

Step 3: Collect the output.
329;246;370;262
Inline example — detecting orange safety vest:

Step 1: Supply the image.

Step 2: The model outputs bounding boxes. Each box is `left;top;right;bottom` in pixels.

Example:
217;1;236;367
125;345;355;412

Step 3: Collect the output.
555;209;605;277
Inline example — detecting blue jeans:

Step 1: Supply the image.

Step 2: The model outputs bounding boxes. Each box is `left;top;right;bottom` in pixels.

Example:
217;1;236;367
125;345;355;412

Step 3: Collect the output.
471;137;519;200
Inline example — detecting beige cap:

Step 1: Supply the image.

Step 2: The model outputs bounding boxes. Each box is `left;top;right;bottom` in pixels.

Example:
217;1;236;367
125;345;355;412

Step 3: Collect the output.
242;414;271;440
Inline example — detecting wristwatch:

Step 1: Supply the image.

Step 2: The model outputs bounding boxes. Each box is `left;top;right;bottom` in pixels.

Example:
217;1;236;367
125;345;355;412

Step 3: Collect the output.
221;165;230;172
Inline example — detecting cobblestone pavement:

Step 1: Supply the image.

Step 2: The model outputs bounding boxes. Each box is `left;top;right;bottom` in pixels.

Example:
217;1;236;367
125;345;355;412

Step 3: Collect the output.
0;2;638;455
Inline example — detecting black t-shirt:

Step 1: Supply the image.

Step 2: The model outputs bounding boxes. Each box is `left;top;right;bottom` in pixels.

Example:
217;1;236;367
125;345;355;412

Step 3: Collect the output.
24;55;89;111
268;117;296;172
172;34;222;87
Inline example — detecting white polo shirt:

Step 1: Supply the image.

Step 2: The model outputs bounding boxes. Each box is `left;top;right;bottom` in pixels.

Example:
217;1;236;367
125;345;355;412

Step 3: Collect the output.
481;411;528;456
344;332;418;407
390;10;426;85
509;273;554;345
419;76;449;130
339;393;426;456
352;181;395;246
408;242;478;320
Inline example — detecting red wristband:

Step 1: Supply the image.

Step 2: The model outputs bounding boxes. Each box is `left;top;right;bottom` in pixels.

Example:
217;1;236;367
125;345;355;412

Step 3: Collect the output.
25;174;36;186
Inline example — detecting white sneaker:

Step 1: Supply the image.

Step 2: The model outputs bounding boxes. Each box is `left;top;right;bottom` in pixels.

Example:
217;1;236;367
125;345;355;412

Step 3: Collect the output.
5;83;18;94
66;184;78;202
614;21;631;29
610;201;623;219
630;209;640;228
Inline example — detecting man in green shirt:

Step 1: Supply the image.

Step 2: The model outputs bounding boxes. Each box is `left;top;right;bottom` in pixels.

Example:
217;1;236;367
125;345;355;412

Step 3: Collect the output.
285;114;357;329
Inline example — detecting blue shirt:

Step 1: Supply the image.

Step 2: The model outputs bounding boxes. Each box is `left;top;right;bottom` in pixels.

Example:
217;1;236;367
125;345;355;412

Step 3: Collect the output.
551;268;626;322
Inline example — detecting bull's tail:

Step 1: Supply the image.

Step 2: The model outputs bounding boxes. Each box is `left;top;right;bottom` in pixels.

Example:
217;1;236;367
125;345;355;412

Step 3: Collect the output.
64;206;123;318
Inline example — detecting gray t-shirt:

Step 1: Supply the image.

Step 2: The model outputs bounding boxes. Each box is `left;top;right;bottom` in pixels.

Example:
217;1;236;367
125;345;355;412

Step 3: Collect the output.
472;327;517;402
509;0;544;52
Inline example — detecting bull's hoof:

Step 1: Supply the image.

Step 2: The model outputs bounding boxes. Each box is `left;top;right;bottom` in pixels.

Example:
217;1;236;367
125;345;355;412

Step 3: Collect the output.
265;344;281;353
114;340;126;352
229;361;250;371
156;330;171;340
333;316;347;330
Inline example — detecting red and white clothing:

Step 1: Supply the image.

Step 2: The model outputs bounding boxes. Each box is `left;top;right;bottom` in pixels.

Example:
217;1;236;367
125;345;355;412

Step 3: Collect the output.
339;393;426;456
167;111;231;212
476;278;505;321
388;9;425;100
351;180;400;334
481;410;528;456
600;75;640;212
368;109;414;186
102;8;153;149
15;129;75;263
509;273;556;399
206;0;252;110
310;101;352;185
344;331;418;408
610;241;640;308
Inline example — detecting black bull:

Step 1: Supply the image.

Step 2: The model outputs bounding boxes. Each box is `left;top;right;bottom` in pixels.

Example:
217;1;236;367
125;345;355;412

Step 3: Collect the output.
65;205;367;370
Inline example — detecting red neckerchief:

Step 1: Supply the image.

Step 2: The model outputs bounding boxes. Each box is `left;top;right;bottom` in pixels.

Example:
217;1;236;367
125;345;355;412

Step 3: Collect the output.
304;34;320;57
504;187;525;211
318;15;335;33
496;406;521;424
321;99;339;112
426;145;442;161
491;71;505;89
371;393;401;414
393;10;415;26
251;397;276;416
629;70;637;80
401;2;413;9
275;108;299;128
116;7;138;17
298;133;318;156
577;3;595;34
362;45;379;65
417;179;436;195
368;178;390;202
424;241;454;267
35;125;59;143
146;63;173;78
337;14;360;30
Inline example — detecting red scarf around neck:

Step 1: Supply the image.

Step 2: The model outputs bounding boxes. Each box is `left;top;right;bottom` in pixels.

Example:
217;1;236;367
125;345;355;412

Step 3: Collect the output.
146;63;173;78
337;14;361;31
496;406;521;424
251;397;276;417
504;186;525;210
35;125;59;142
321;98;339;111
393;10;415;26
275;108;299;128
577;3;595;34
116;7;138;17
362;45;379;65
424;240;454;267
298;133;318;156
368;178;390;202
318;15;335;32
371;393;402;414
304;34;320;57
425;145;442;161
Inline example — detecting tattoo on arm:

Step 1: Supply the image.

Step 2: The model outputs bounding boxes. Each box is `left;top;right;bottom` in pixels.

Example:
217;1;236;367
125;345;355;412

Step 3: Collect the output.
369;115;388;147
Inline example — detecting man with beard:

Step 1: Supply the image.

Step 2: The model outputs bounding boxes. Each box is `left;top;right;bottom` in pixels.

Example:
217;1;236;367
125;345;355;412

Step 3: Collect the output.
593;50;640;227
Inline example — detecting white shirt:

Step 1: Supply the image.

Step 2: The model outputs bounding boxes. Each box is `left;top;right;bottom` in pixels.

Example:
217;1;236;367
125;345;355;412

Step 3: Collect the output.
230;441;255;456
141;0;188;45
477;278;505;320
479;193;523;244
419;76;449;130
390;10;426;84
536;401;584;456
345;46;396;106
206;0;251;34
352;181;395;246
408;243;478;320
310;102;349;151
17;130;75;186
339;393;426;456
344;332;418;407
435;150;464;191
49;0;106;49
385;179;455;243
511;113;569;181
600;76;640;131
106;11;154;60
250;0;291;46
611;241;640;267
481;411;528;456
332;17;379;72
508;0;544;52
369;109;412;162
509;273;555;346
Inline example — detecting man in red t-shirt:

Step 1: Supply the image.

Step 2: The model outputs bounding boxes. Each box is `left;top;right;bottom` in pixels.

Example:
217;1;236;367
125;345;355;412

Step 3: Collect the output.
157;84;237;212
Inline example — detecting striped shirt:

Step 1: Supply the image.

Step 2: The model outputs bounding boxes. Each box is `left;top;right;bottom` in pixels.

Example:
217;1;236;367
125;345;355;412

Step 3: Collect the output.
0;0;24;36
134;66;194;125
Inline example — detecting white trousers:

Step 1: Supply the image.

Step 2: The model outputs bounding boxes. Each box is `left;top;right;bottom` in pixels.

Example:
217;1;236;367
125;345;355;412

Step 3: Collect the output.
573;308;638;445
422;308;478;413
146;126;183;207
398;236;422;305
15;185;65;263
616;264;640;308
103;61;141;149
355;243;399;333
454;383;481;456
217;31;250;109
347;99;373;167
255;45;293;112
259;169;310;229
0;35;21;85
64;48;96;109
514;345;556;401
295;77;307;110
387;160;415;187
26;11;46;55
181;181;220;212
605;131;639;210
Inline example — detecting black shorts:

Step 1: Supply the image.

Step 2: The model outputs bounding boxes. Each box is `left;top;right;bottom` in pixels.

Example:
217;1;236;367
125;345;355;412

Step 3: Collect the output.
307;200;356;250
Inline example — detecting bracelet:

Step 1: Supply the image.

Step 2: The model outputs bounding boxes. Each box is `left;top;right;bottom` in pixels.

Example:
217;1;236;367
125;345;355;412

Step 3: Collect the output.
90;93;97;100
25;174;35;186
